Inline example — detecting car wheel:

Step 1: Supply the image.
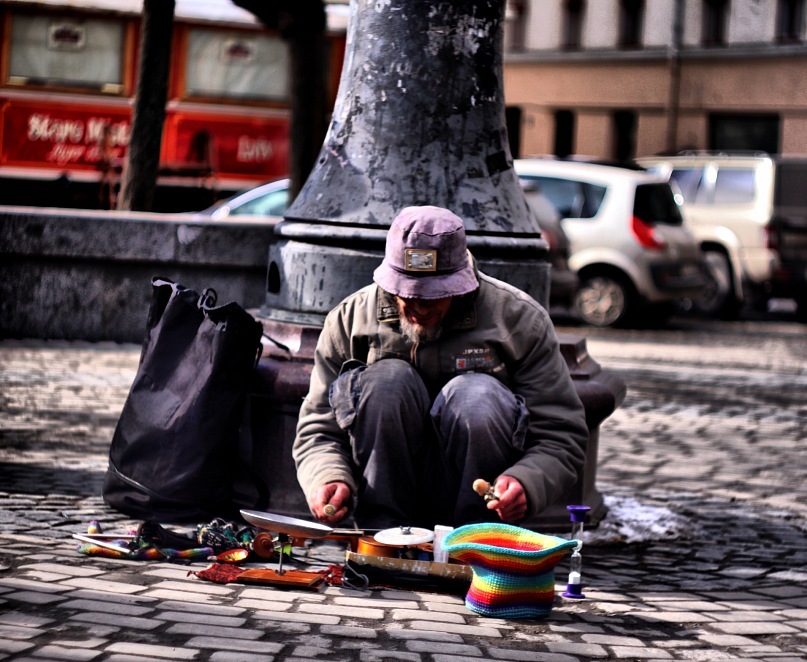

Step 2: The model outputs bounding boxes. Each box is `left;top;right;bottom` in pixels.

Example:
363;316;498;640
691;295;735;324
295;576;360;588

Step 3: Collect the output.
573;274;633;327
694;250;741;319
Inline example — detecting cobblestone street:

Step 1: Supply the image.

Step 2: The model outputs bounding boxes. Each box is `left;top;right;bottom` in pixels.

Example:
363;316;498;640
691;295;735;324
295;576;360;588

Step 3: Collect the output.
1;313;806;661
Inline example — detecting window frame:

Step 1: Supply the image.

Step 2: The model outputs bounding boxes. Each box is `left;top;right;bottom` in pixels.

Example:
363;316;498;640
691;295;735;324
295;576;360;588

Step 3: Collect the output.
3;9;133;96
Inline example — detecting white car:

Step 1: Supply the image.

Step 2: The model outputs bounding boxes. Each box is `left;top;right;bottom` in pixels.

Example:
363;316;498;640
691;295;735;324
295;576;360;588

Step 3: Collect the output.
515;159;707;327
194;179;291;220
637;153;807;320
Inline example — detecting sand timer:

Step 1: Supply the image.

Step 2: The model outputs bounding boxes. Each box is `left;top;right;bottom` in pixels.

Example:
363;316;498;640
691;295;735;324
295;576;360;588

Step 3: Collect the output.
562;504;590;599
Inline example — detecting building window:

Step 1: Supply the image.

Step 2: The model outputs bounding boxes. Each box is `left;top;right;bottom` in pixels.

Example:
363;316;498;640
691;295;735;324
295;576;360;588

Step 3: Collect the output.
709;114;780;154
777;0;805;42
184;28;289;102
563;0;585;50
505;0;527;52
702;0;729;46
619;0;645;48
554;110;575;158
613;110;637;162
7;13;124;93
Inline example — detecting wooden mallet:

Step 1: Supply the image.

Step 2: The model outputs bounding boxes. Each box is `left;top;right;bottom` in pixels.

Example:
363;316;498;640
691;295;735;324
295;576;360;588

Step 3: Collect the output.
472;478;498;503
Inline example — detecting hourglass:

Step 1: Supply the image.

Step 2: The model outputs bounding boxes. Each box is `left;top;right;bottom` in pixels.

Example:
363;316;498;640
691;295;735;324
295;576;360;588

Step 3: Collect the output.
562;504;590;599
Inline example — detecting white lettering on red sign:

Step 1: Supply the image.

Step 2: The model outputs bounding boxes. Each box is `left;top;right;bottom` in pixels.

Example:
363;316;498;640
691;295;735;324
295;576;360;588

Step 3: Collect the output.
28;114;84;143
26;114;130;146
237;135;273;163
86;118;129;146
45;143;86;166
25;113;130;166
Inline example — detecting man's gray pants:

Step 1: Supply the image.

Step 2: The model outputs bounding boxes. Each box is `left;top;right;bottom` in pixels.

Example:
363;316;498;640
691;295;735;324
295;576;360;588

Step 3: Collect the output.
329;358;529;528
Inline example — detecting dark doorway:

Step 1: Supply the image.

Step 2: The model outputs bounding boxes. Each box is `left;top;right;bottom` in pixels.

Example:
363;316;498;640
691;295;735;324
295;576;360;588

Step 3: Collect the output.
613;110;637;162
709;114;780;154
554;110;575;158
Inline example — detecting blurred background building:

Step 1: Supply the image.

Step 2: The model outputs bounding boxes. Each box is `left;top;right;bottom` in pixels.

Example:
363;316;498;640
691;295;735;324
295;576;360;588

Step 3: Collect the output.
502;0;807;160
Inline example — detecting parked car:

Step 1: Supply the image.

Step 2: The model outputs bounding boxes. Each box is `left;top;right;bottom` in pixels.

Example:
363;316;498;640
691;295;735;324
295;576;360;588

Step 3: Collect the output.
194;177;578;310
193;178;291;220
636;153;807;321
515;158;707;327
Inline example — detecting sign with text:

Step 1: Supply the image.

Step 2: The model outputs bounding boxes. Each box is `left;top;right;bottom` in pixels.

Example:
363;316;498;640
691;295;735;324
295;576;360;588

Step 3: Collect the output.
1;99;130;170
1;96;290;182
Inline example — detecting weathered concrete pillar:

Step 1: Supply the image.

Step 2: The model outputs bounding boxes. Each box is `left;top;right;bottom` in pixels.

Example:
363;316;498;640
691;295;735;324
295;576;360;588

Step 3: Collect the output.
242;0;625;531
263;0;550;322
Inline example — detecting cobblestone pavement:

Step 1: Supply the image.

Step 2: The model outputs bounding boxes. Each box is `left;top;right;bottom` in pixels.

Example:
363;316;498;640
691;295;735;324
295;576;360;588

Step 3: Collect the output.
1;314;806;661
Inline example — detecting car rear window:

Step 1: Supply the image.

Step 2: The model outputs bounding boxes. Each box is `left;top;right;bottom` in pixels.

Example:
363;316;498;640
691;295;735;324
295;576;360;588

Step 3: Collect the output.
520;176;606;219
713;169;757;204
634;183;683;226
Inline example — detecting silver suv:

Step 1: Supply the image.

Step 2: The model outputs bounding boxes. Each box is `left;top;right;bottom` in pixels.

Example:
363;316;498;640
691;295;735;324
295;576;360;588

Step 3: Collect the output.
637;153;807;320
515;158;707;327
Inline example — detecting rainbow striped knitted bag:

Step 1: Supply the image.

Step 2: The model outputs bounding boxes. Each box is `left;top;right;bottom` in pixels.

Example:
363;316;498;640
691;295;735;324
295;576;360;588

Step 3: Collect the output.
442;523;577;619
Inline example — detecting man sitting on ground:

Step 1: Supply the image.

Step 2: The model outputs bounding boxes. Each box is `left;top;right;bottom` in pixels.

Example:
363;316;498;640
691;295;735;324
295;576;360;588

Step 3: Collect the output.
293;205;589;529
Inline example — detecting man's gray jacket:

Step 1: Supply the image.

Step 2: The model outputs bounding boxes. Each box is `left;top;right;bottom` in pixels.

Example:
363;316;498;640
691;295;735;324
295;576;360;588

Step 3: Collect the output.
292;272;589;520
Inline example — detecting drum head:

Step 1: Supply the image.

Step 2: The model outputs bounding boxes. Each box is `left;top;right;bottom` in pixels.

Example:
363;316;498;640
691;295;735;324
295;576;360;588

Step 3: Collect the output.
240;510;333;538
374;526;434;546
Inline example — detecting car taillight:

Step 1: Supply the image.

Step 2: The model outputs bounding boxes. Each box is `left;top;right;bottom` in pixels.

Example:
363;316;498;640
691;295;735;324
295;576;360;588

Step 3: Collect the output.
541;228;557;249
632;215;667;250
765;224;777;251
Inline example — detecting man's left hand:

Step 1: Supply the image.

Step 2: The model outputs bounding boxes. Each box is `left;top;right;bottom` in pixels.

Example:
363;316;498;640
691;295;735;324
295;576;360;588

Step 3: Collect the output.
487;475;528;522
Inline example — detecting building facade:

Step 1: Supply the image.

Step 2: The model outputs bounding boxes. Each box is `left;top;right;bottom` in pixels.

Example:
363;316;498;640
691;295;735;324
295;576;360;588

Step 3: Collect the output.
503;0;807;159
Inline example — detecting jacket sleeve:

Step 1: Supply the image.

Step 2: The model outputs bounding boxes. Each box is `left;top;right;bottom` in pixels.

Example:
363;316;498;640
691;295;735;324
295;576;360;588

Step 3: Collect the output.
292;305;359;505
501;303;589;519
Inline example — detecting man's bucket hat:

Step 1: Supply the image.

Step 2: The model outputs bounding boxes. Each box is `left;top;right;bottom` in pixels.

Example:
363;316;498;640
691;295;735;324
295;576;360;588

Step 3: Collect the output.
373;205;479;300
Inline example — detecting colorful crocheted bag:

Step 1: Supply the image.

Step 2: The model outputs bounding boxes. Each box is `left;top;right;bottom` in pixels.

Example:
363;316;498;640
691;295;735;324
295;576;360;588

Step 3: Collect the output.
442;522;577;619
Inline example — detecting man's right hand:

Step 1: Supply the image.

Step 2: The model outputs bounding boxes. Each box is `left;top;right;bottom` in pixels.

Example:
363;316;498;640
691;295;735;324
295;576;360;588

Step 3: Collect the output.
310;481;351;524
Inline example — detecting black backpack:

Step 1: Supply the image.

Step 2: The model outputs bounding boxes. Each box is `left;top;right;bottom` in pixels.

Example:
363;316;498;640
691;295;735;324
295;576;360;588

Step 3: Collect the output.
103;277;263;522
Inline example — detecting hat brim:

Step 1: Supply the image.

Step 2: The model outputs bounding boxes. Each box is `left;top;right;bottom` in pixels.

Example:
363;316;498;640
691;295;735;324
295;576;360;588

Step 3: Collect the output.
373;261;478;300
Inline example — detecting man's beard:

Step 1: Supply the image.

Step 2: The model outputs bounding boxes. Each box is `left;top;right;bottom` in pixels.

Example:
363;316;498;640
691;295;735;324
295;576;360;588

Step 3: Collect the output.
399;314;443;344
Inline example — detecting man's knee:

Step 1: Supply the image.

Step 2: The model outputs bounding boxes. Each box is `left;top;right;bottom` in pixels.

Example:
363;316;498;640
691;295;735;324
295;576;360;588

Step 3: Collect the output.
437;373;513;419
360;359;429;403
332;359;431;427
432;373;528;448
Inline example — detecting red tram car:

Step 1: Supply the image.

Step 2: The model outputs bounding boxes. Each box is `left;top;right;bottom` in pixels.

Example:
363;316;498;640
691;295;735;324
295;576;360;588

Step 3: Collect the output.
0;0;346;211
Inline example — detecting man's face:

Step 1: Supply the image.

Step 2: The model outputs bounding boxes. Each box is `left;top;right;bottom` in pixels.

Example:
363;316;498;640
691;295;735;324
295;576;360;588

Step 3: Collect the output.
395;295;452;343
